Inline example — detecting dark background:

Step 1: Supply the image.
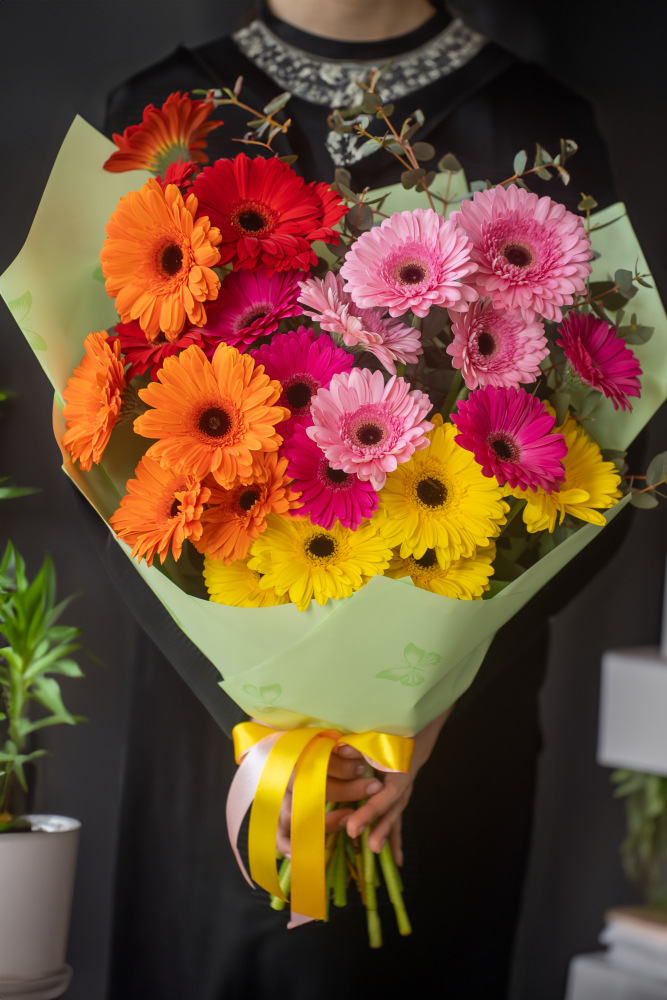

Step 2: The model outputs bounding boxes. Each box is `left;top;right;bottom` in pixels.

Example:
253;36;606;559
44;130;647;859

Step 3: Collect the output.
0;3;664;998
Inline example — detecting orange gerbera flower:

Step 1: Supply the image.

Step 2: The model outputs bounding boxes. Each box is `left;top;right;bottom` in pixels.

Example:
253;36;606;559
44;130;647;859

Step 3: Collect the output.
100;179;222;341
62;331;127;471
195;453;302;564
103;91;223;175
109;456;211;566
134;343;289;487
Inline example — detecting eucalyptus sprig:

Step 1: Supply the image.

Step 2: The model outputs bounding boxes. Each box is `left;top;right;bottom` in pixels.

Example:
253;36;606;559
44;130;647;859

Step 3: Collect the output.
195;79;295;161
0;542;85;827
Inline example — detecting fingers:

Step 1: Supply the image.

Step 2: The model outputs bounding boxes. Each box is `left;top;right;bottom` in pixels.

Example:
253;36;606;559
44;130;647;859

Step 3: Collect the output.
367;791;410;854
389;816;403;867
325;775;383;803
325;808;353;833
345;774;412;840
335;744;363;760
326;754;367;781
276;791;293;858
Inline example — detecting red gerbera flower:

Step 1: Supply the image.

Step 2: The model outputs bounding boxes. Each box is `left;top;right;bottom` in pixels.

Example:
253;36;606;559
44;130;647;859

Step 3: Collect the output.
109;320;207;382
103;92;223;175
191;154;347;275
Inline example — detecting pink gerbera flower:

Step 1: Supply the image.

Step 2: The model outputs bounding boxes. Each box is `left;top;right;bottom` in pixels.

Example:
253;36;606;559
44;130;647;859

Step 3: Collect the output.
556;311;642;411
452;385;566;493
308;368;433;491
283;423;379;530
109;320;205;381
298;272;422;375
339;208;477;319
251;327;353;439
447;300;549;390
196;270;302;352
451;185;592;323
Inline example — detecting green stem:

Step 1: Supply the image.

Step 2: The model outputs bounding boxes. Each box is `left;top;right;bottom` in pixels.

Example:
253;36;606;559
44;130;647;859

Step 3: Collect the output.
270;857;292;910
333;832;348;907
499;498;527;534
0;761;11;815
441;369;463;421
362;828;382;948
379;842;412;936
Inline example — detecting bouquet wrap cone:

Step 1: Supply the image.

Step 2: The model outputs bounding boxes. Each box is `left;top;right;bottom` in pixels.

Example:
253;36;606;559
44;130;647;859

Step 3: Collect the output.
2;117;665;738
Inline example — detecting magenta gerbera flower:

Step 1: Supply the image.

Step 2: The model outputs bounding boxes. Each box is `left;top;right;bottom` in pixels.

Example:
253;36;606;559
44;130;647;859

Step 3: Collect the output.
307;368;433;491
339;208;477;319
283;424;379;530
195;269;302;352
452;385;567;493
451;185;592;323
109;320;205;381
250;327;353;439
447;300;548;390
556;311;642;411
298;272;422;374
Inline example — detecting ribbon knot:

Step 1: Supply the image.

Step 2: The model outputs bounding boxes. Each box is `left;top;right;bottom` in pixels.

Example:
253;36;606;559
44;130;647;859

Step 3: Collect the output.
227;722;413;922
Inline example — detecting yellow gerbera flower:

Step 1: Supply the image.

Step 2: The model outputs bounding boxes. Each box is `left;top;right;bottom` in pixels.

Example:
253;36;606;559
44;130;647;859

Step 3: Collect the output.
387;542;496;600
248;514;392;612
508;411;622;533
204;554;289;608
378;414;508;566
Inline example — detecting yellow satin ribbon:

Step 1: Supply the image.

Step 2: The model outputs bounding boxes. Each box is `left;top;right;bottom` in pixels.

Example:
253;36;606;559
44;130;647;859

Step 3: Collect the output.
232;722;414;920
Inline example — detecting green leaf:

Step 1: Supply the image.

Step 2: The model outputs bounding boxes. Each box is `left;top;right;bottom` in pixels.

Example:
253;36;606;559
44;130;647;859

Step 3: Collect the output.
415;170;436;192
278;154;298;165
560;138;578;162
550;391;570;427
92;266;105;283
513;150;527;175
411;141;435;162
646;452;667;487
623;324;654;345
588;281;629;312
631;491;659;509
413;109;425;126
363;90;383;108
381;103;394;117
614;269;635;298
578;194;598;212
636;276;653;288
400;167;426;189
263;92;291;116
334;168;352;189
437;152;462;173
0;485;40;500
535;143;553;165
29;676;76;723
579;390;603;419
536;166;553;181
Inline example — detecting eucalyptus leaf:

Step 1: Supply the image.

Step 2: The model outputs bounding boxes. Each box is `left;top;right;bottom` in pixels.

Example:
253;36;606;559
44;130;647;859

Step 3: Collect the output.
578;194;598;211
278;154;298;165
363;90;383;108
550;391;570;427
630;491;659;509
416;170;436;192
381;103;394;117
622;325;654;345
438;152;462;173
513;150;527;175
646;452;667;487
401;167;426;189
412;141;435;161
536;167;553;181
262;92;291;116
579;390;603;419
615;269;634;298
413;109;425;126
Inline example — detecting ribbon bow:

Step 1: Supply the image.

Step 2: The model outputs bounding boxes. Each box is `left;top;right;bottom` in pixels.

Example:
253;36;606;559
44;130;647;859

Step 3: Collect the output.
227;722;414;923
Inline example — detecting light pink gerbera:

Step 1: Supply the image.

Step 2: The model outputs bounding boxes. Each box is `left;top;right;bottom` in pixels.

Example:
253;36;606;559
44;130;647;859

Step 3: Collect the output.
447;300;549;390
298;272;422;375
452;385;566;493
339;208;477;319
451;185;592;323
556;311;642;411
196;269;302;352
307;368;433;491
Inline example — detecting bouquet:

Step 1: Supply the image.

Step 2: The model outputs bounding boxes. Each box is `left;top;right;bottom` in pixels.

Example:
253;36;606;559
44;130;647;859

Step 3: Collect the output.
3;80;667;946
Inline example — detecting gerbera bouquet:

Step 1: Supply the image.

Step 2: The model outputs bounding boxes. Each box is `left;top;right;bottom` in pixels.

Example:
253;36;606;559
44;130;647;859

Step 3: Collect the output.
3;82;667;945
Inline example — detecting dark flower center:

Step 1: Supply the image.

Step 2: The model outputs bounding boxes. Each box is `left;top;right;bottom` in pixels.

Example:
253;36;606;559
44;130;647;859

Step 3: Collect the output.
238;489;261;512
325;465;349;485
237;303;271;331
355;422;385;446
169;497;181;518
285;381;313;410
476;330;497;357
398;262;427;285
307;535;336;558
416;477;447;507
198;407;231;438
160;243;184;276
414;548;438;569
237;211;265;233
489;435;517;461
501;242;534;269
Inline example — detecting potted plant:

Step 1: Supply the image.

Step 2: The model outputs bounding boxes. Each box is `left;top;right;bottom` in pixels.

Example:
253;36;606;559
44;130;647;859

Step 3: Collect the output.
0;541;85;998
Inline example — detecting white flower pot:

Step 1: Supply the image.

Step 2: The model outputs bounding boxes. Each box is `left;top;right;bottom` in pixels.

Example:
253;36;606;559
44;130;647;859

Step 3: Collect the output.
0;815;80;999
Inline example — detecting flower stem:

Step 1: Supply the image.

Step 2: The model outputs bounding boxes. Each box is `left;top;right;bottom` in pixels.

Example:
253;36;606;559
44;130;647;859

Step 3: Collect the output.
362;828;383;947
379;842;412;936
333;832;348;907
499;498;526;533
441;369;463;421
269;857;292;910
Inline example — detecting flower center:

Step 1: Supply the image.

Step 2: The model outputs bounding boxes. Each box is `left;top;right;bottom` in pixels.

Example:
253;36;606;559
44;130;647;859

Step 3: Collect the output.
397;260;428;285
414;548;438;569
159;242;184;276
501;242;534;269
238;488;261;512
307;534;336;559
476;330;497;357
355;422;385;447
198;406;231;438
326;465;349;485
235;302;272;332
231;200;278;238
416;477;447;508
286;381;314;410
169;497;181;518
488;433;519;462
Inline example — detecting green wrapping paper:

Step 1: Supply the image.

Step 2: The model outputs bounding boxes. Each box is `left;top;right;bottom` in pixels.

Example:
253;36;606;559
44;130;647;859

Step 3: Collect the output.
1;116;663;735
